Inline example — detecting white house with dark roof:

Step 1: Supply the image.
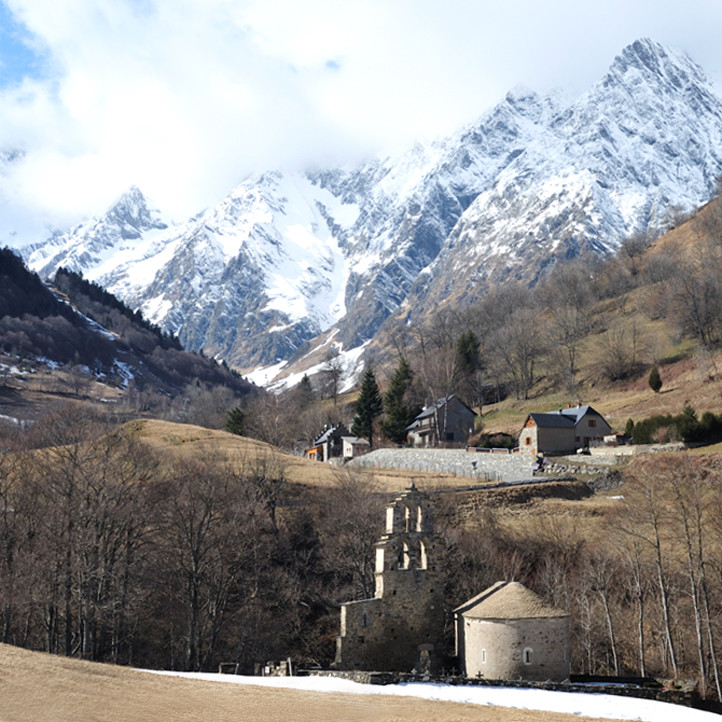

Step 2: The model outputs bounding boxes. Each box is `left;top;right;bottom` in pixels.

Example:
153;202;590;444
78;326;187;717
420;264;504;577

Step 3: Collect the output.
518;404;612;455
454;581;570;682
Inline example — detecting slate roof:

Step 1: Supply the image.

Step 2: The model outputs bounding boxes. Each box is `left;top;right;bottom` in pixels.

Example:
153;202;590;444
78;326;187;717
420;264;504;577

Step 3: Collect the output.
527;405;607;429
454;581;569;620
314;424;349;445
341;435;369;446
529;412;575;429
406;394;476;430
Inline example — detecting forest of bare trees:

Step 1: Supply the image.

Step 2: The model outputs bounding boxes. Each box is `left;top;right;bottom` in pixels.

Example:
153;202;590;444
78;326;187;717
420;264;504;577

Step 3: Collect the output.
2;406;722;699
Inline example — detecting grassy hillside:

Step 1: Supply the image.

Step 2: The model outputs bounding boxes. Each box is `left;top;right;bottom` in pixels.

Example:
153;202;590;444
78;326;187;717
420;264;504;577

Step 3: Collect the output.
0;643;607;722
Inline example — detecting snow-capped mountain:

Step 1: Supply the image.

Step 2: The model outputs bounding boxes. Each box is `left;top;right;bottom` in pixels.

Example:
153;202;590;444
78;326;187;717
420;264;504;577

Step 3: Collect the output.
24;39;722;382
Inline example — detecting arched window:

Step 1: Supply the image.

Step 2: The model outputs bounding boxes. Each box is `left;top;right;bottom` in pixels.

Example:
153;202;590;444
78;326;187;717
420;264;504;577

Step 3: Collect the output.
404;506;411;532
416;505;423;531
418;540;428;569
400;542;410;569
523;647;533;665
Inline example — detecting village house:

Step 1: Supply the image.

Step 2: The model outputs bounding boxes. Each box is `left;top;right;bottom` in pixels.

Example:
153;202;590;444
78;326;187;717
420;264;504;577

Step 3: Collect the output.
342;435;370;459
517;404;612;455
454;581;570;682
406;395;476;447
333;483;445;673
306;424;349;462
305;424;370;462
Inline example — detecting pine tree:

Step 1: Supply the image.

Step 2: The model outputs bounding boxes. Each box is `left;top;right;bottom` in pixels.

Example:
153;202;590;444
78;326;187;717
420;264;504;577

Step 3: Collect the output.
648;366;662;393
225;406;245;436
351;368;383;446
455;329;483;408
380;357;421;444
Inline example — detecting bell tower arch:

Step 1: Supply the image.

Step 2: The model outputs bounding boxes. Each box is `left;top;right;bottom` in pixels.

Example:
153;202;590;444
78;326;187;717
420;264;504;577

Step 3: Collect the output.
335;482;445;672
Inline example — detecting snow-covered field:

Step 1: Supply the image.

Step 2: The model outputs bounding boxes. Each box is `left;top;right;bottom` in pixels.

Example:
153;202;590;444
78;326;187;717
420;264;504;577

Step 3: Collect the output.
149;672;718;721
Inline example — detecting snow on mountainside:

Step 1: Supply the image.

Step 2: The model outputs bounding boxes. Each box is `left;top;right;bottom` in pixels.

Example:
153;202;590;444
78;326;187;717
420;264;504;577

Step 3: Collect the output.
23;39;722;384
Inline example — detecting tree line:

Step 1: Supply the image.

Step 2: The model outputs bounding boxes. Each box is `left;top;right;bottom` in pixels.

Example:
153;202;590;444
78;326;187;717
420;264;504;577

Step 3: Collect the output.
3;407;722;698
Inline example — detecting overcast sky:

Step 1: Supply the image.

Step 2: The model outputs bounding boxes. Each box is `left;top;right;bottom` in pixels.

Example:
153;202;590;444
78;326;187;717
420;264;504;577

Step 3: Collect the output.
1;0;722;244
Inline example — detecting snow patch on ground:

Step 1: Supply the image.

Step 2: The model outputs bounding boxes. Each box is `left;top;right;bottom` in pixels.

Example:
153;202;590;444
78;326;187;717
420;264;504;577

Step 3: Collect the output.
145;672;718;722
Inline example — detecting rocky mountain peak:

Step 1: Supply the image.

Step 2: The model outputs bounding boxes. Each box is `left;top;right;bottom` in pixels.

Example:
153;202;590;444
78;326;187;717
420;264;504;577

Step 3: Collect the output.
603;38;709;95
106;186;168;239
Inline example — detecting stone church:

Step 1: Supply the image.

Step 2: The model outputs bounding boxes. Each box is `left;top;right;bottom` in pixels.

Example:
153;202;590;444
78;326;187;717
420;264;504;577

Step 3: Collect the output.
333;482;445;672
333;483;571;680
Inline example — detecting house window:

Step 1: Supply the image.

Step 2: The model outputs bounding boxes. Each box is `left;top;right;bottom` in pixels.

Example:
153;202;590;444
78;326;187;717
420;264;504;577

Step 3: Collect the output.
589;419;597;428
523;648;533;665
445;432;455;441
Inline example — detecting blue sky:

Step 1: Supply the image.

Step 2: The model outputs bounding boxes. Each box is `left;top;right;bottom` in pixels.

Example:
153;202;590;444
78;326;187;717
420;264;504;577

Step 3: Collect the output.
1;0;722;244
0;4;41;86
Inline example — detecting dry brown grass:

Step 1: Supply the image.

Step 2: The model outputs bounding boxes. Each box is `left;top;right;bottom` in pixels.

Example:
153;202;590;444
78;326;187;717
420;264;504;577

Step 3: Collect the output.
131;419;487;494
0;643;618;722
480;346;722;439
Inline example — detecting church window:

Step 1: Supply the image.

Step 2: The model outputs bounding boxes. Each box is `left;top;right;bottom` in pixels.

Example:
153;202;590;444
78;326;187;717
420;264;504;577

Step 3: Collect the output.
404;506;411;532
400;542;410;569
523;647;533;664
419;540;428;569
481;649;486;663
386;507;394;533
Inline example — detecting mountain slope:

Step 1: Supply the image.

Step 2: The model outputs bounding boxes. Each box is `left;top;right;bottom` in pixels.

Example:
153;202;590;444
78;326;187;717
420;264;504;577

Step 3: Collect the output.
23;39;722;384
0;250;252;400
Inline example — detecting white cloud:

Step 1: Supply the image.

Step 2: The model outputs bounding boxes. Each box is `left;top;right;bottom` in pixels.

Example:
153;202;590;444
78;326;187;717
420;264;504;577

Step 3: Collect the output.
0;0;721;245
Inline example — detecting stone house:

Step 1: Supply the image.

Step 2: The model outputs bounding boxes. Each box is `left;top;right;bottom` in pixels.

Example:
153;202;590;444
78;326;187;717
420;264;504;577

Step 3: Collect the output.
518;404;612;455
454;581;570;682
406;395;476;447
333;483;445;673
342;435;370;459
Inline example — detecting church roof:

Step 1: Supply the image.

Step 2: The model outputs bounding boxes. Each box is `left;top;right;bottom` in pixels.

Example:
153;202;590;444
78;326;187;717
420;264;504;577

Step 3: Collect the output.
454;581;569;620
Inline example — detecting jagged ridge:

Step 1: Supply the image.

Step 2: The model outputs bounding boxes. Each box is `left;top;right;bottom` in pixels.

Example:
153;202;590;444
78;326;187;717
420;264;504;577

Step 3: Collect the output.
23;39;722;383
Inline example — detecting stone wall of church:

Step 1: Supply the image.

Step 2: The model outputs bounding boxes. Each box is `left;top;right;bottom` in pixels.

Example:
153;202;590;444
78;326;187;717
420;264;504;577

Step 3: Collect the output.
462;616;570;682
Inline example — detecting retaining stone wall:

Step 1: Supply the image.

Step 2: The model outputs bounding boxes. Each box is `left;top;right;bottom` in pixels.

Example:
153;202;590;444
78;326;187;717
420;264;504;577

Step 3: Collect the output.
349;448;532;482
304;670;701;708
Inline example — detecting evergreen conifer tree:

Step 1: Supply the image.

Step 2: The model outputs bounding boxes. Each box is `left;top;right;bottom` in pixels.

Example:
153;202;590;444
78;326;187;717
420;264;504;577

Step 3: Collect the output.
351;368;383;446
380;357;421;444
225;406;245;436
648;366;662;393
